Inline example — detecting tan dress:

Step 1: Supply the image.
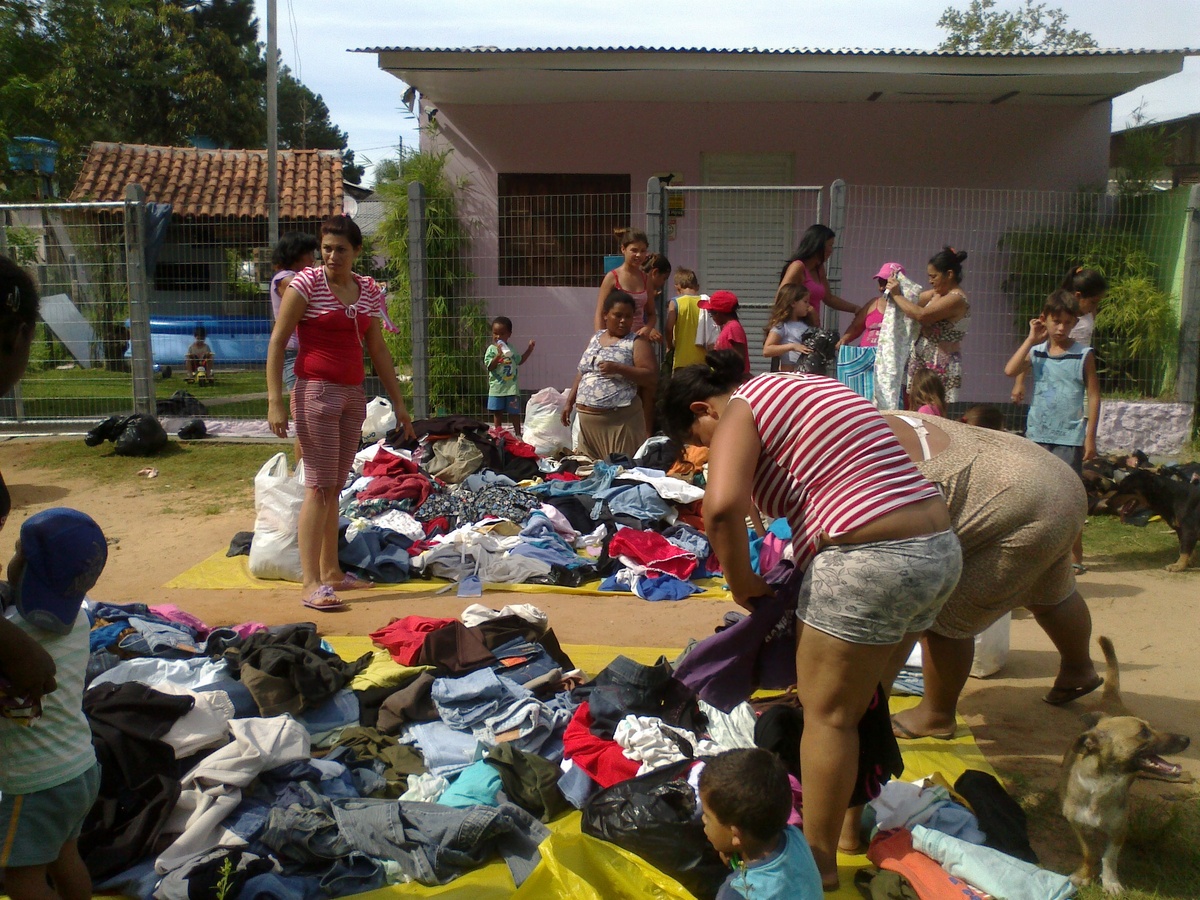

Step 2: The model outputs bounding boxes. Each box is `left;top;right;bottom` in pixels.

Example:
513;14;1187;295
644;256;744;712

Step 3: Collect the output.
909;414;1085;640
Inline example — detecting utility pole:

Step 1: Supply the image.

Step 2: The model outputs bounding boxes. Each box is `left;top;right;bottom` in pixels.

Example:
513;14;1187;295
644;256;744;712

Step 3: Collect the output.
266;0;279;247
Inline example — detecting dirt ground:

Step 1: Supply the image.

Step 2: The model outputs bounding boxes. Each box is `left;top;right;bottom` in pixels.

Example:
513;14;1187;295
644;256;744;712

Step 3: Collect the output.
2;447;1197;875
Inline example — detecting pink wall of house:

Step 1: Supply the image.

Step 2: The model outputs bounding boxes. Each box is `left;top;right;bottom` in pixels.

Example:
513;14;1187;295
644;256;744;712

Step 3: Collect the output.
423;99;1112;405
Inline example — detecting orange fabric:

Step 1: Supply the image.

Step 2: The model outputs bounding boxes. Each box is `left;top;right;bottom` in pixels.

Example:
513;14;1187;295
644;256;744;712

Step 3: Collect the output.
867;829;988;900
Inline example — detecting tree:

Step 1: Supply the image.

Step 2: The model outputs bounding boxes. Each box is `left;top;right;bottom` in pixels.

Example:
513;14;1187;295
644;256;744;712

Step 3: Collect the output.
936;0;1095;51
1;0;361;196
277;66;363;184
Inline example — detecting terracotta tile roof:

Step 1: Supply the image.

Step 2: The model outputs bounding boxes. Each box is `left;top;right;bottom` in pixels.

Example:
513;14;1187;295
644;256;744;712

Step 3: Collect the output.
69;143;343;219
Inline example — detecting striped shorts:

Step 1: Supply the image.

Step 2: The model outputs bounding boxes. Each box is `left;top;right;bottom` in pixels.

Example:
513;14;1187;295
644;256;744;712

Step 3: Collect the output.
293;379;366;489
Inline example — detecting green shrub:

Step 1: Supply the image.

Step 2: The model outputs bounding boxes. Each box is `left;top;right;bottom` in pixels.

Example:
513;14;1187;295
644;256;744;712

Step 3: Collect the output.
999;194;1180;398
374;147;488;415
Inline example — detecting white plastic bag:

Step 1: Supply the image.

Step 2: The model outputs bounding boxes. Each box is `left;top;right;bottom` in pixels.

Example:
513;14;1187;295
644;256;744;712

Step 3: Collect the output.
970;612;1011;678
362;397;396;443
522;387;573;456
248;452;305;582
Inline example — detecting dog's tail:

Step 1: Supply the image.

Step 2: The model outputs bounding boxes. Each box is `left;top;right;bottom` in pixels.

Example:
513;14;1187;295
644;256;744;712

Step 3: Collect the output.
1098;635;1130;716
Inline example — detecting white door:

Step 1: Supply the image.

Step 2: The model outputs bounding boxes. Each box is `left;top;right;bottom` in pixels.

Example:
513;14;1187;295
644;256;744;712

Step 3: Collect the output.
697;153;799;374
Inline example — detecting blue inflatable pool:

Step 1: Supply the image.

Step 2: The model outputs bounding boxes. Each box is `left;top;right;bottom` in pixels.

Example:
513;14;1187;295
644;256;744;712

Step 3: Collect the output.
130;316;273;366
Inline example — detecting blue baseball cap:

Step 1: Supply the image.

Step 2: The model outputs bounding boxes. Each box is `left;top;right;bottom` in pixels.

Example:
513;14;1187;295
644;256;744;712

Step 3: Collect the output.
15;508;107;635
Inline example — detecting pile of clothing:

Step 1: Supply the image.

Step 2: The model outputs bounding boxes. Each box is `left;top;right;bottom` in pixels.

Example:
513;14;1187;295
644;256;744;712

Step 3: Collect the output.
72;596;1068;899
290;423;719;596
859;775;1075;899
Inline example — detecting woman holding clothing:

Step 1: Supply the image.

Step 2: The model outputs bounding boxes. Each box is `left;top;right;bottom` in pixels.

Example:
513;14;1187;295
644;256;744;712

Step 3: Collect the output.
889;247;971;403
267;215;415;612
660;352;962;890
564;292;657;460
778;224;859;327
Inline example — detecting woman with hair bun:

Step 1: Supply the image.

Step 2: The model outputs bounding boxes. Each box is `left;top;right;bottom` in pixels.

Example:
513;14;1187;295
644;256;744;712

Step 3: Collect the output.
887;246;970;403
660;351;961;889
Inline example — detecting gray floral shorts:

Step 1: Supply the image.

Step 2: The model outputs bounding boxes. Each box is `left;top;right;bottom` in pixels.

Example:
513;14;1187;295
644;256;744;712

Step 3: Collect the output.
797;529;963;645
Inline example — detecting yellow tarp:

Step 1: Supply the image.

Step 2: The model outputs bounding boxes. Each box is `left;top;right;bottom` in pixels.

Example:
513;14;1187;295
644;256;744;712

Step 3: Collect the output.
165;550;732;600
74;643;993;900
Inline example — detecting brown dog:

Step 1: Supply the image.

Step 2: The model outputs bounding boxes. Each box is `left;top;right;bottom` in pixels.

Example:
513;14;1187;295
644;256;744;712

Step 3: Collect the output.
1060;636;1190;894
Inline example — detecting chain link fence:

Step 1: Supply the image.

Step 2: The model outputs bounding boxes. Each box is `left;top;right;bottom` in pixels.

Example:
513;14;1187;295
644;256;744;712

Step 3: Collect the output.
5;181;1198;432
835;183;1195;412
1;191;336;426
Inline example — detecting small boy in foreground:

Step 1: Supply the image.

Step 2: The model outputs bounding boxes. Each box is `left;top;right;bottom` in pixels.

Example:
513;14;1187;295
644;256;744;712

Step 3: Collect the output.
0;508;107;900
699;749;823;899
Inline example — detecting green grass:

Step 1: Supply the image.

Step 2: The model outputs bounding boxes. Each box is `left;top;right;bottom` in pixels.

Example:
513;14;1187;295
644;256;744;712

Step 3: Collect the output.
1083;515;1181;570
12;368;269;418
1005;775;1200;899
2;439;271;509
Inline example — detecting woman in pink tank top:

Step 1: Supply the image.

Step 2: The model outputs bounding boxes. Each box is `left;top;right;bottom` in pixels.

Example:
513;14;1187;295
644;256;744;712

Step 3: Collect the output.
596;227;664;435
779;224;859;327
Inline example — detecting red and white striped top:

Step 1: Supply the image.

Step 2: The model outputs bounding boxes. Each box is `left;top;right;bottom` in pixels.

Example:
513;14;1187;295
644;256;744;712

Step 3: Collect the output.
289;266;385;385
291;266;385;321
731;373;940;570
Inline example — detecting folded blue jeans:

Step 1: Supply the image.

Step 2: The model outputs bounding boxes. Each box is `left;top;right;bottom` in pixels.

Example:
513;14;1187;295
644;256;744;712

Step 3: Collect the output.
330;798;549;887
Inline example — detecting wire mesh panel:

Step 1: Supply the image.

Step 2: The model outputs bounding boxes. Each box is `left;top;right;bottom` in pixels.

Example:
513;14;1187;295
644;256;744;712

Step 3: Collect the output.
1;201;132;421
389;187;651;420
836;185;1192;408
1;205;341;424
665;186;823;375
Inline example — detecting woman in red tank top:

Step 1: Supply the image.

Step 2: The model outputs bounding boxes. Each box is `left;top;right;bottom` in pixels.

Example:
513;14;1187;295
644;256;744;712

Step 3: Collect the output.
267;216;416;612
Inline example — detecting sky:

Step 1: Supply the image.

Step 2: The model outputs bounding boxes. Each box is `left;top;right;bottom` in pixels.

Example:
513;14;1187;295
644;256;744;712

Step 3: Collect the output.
253;0;1200;186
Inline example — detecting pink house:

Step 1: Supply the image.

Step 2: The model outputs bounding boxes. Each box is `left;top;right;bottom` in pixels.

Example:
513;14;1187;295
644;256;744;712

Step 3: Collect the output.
362;46;1193;404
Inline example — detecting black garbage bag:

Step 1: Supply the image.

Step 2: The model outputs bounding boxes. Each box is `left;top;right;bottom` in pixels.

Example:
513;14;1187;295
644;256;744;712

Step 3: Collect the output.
156;389;207;417
84;415;125;447
581;760;727;900
177;418;207;440
85;413;169;456
113;414;168;456
795;328;840;376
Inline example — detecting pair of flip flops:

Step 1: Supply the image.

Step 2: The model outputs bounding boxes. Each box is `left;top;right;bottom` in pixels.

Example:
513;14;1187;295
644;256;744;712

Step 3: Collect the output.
891;717;957;741
1042;676;1104;706
301;574;374;612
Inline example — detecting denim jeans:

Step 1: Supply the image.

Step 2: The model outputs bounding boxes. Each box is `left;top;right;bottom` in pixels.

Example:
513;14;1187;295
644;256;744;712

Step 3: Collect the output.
431;668;530;731
330;798;549;887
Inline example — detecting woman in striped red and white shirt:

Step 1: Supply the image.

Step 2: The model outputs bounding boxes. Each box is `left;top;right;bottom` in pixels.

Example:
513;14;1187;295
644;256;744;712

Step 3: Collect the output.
267;215;415;612
661;350;962;890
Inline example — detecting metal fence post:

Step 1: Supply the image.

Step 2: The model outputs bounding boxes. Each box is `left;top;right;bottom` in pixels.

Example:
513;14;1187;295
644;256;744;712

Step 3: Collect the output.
407;181;429;420
824;179;848;331
646;177;668;352
1178;184;1200;414
124;184;156;416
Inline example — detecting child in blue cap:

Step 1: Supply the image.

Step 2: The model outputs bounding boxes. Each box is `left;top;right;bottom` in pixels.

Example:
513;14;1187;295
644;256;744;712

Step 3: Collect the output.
0;507;107;899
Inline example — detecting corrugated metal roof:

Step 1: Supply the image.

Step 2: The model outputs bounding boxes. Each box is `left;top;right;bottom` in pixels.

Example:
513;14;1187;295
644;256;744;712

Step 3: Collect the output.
355;45;1196;57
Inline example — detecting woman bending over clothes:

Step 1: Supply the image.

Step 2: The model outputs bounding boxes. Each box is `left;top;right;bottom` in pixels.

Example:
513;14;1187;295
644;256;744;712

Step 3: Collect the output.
883;413;1100;740
888;246;970;403
563;291;657;461
267;215;415;612
660;351;962;890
